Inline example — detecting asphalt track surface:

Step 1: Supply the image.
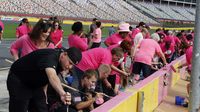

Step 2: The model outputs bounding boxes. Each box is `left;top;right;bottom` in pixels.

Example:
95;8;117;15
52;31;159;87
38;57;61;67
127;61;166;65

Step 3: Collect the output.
0;40;14;70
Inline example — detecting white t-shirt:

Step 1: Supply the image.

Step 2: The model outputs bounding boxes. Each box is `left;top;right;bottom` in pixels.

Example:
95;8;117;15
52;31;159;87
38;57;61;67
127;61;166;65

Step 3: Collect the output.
134;32;143;46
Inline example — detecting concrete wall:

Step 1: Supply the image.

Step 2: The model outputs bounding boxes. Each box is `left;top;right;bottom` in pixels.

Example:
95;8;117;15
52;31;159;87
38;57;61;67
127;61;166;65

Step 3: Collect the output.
92;56;186;112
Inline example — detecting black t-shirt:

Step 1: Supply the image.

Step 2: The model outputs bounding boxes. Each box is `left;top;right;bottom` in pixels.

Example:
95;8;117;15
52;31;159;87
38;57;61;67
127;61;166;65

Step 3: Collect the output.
10;49;61;88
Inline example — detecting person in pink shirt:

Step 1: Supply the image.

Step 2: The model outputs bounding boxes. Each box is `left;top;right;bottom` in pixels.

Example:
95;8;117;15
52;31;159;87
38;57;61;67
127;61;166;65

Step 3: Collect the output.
178;44;193;73
163;31;175;45
108;40;132;65
76;48;112;72
73;47;124;92
50;20;63;48
131;22;146;39
178;33;193;56
68;21;89;51
185;45;193;101
161;39;175;63
186;46;193;67
10;18;55;112
104;23;130;47
133;28;149;47
16;18;32;38
91;21;102;48
131;39;167;83
0;20;4;30
178;45;193;100
0;20;4;43
10;18;55;60
109;47;130;94
0;25;3;43
185;34;193;46
164;30;181;61
172;35;181;58
158;31;166;44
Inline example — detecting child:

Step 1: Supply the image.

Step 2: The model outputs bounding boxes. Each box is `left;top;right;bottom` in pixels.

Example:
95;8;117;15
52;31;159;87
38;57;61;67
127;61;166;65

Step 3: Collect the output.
0;26;2;43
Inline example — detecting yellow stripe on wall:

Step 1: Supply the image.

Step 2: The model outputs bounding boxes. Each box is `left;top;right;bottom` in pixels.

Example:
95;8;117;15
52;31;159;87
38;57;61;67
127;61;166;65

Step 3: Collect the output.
110;92;138;112
171;62;181;87
138;78;159;112
151;26;194;30
171;72;180;87
1;16;193;30
27;17;39;22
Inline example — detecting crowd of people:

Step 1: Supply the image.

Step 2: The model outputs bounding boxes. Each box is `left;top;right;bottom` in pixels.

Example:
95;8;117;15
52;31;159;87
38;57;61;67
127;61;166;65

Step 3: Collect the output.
5;17;194;112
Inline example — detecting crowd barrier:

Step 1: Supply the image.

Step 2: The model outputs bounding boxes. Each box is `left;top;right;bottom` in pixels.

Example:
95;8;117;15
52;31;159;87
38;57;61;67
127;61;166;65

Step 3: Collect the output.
92;56;186;112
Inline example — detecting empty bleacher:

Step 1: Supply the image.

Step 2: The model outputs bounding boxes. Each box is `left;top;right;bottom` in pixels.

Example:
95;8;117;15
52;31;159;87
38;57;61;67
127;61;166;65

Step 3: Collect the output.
129;1;195;21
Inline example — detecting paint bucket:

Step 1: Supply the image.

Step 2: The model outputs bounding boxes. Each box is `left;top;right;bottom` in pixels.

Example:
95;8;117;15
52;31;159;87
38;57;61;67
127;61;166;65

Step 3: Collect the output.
175;96;185;105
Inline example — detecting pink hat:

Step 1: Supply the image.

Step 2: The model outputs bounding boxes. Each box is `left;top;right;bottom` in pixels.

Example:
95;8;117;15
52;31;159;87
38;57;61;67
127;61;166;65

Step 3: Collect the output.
118;23;130;32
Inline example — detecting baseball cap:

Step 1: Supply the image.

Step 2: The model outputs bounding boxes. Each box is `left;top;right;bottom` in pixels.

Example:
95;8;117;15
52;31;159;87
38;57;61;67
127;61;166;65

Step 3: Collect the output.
63;47;82;65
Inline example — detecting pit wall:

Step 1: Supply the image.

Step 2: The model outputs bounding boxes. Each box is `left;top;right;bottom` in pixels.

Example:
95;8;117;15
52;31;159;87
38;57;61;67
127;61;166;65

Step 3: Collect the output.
92;56;186;112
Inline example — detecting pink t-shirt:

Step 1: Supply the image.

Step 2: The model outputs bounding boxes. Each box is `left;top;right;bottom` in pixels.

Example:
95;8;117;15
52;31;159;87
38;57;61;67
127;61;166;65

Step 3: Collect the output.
159;42;165;50
160;42;175;59
134;39;162;65
76;48;112;71
145;32;151;39
107;44;119;51
132;28;141;39
164;35;175;45
51;29;63;48
92;28;101;43
0;20;4;30
10;35;55;57
68;34;88;51
104;33;123;46
107;45;128;84
16;24;31;38
186;46;193;65
174;36;181;45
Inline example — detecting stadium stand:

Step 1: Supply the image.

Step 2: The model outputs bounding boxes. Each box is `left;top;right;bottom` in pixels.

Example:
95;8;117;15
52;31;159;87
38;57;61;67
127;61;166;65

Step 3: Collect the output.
0;0;158;24
0;0;196;24
0;0;26;14
129;1;195;21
